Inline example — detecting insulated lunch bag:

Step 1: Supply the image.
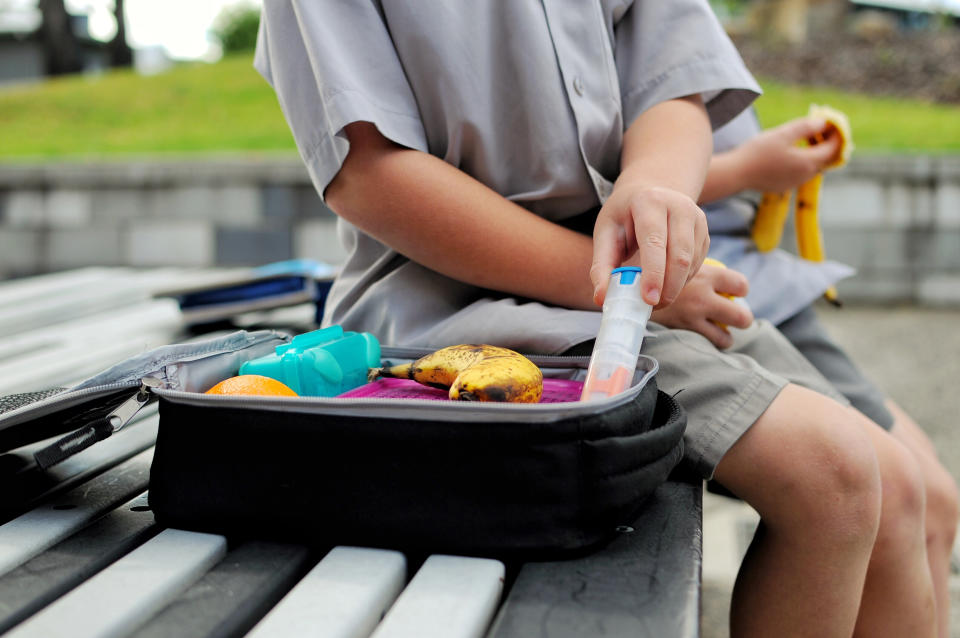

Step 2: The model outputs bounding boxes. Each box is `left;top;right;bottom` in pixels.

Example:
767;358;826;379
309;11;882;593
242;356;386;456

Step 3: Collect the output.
1;330;687;558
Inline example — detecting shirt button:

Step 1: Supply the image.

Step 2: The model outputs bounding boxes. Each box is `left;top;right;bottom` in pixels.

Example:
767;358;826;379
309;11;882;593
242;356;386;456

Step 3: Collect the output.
573;76;584;96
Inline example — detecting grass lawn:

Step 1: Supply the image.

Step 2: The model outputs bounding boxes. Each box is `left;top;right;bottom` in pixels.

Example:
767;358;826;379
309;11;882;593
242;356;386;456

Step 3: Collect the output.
0;55;298;159
1;56;958;159
754;79;960;153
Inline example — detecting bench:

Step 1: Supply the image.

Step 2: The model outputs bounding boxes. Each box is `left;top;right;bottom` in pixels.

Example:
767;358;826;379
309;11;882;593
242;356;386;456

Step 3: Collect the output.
0;267;703;638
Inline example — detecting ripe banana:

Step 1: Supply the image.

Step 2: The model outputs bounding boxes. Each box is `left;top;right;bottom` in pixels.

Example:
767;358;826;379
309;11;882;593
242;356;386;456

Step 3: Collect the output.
751;190;792;252
795;171;840;305
703;257;735;330
750;104;853;306
369;344;544;403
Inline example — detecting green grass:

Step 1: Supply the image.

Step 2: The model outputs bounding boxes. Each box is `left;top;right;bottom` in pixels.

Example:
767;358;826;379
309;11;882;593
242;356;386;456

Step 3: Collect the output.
0;54;298;159
1;58;959;159
753;78;960;153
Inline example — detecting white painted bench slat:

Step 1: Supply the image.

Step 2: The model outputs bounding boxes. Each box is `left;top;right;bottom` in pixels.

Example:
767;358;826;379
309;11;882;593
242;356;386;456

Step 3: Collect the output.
0;448;154;577
0;268;126;306
0;299;183;363
246;546;406;638
0;331;179;394
371;555;505;638
0;269;173;336
3;528;227;638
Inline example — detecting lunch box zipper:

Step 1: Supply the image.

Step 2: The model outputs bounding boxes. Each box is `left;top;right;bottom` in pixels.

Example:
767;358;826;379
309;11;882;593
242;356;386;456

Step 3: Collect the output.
16;336;657;467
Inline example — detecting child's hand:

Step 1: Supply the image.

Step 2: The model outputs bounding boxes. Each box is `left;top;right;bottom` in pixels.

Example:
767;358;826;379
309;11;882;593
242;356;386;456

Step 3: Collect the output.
591;184;709;310
734;116;842;193
650;262;752;349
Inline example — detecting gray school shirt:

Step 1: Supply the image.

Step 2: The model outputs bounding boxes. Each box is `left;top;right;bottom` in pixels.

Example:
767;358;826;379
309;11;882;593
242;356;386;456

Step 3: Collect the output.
255;1;761;353
703;109;854;326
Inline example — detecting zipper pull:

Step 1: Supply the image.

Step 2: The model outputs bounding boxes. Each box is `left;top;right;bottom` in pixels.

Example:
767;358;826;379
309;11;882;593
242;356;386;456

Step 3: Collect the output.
107;376;162;432
35;376;164;469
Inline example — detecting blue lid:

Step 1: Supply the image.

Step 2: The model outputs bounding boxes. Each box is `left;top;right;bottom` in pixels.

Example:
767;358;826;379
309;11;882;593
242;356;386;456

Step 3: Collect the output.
611;266;642;285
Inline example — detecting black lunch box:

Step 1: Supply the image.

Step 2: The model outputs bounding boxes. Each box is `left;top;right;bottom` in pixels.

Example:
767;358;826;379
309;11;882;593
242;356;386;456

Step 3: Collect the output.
1;330;686;558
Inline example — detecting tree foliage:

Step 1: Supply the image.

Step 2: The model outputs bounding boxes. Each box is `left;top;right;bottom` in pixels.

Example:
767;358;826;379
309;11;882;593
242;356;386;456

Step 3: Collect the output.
38;0;81;75
212;4;261;54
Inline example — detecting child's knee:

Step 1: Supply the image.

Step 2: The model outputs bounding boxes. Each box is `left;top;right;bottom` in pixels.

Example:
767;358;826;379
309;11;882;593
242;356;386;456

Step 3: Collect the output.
721;401;882;542
780;420;882;539
925;464;960;544
873;442;927;550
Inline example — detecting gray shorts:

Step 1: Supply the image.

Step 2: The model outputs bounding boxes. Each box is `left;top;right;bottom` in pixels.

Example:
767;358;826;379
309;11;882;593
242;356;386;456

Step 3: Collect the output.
567;306;894;480
776;305;894;431
639;318;850;479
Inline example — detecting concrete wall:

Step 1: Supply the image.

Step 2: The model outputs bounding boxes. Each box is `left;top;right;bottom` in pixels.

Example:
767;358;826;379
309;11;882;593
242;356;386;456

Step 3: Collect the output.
0;154;957;305
0;41;45;84
0;157;346;278
809;154;960;305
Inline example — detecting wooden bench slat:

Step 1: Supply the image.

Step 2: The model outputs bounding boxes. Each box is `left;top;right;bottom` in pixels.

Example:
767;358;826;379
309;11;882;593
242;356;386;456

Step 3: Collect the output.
0;322;182;394
3;528;227;638
371;555;504;638
2;414;157;520
0;447;153;576
486;477;703;638
0;493;158;634
0;269;162;336
129;540;315;638
246;546;406;638
0;299;182;364
0;268;130;307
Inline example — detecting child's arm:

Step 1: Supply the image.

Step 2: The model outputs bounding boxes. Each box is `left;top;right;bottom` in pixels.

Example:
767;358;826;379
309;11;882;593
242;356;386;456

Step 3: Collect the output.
327;97;718;316
590;95;713;309
700;116;841;204
325;122;598;311
590;95;753;347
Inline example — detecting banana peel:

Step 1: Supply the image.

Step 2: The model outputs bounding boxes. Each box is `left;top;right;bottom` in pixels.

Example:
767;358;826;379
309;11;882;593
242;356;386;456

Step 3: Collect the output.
750;104;853;306
751;190;792;252
370;344;544;403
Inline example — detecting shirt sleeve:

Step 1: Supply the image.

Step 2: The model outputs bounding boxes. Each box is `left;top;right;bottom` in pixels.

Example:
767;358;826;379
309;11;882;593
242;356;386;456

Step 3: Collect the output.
254;1;428;200
614;0;761;131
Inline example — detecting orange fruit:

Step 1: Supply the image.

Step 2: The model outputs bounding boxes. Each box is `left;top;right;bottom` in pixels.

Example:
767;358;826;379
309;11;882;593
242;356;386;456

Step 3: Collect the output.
205;375;298;397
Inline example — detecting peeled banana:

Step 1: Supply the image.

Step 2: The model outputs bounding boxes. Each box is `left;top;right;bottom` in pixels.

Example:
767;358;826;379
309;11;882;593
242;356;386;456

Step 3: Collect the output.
369;344;544;403
794;171;838;304
751;190;792;252
703;257;736;330
750;104;853;306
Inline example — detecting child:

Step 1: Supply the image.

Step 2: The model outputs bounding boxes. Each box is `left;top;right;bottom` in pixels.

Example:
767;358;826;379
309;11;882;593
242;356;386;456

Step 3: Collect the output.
701;107;959;637
256;2;938;635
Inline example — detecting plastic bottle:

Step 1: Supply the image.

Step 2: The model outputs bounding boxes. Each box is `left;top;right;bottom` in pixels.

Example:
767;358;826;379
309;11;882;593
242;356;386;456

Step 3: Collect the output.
580;267;652;401
239;325;381;397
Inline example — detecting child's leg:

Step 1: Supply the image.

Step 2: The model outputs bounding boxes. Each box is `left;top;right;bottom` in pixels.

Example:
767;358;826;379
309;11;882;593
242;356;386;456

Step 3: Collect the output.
714;384;936;638
846;403;937;638
776;306;959;636
886;399;960;638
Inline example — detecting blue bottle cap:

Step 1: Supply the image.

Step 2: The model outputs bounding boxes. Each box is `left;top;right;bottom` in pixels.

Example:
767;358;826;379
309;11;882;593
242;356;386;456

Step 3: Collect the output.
610;266;642;285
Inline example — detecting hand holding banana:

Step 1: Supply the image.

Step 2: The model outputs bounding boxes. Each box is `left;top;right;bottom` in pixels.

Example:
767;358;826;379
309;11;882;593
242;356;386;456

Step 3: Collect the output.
369;344;544;403
649;259;752;349
750;104;853;306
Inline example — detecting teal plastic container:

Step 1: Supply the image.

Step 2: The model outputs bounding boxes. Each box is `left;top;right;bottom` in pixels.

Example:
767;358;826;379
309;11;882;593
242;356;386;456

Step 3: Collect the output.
239;325;381;397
